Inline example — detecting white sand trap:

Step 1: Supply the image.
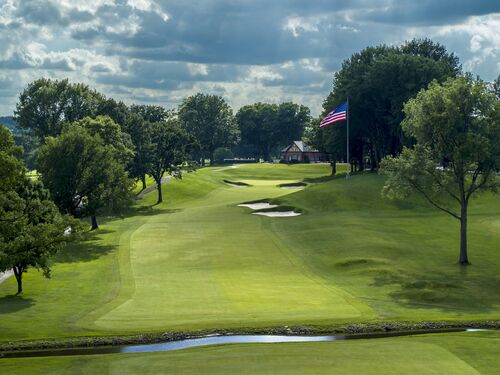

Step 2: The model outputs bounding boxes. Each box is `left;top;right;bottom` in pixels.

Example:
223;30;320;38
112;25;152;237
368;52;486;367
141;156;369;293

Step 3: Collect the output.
253;211;302;217
238;203;278;210
225;182;248;188
281;186;305;189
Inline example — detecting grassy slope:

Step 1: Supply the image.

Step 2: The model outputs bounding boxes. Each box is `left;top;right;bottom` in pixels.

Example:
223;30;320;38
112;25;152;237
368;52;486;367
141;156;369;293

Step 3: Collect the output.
1;331;499;374
276;172;500;320
0;163;499;343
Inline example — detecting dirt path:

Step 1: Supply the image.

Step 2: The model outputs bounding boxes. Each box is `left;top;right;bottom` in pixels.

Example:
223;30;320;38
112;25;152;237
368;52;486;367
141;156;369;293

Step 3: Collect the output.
136;176;171;198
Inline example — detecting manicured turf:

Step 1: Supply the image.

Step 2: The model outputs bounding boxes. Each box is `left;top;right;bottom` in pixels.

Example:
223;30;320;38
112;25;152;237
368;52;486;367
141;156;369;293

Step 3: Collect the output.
0;163;499;344
1;331;498;374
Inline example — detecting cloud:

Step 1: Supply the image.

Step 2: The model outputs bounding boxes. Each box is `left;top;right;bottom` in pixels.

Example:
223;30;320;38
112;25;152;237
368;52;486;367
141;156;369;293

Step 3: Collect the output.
0;1;499;117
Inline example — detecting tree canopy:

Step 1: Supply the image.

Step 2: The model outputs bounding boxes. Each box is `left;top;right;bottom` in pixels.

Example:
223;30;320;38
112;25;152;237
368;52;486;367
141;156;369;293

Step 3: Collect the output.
178;93;239;165
316;38;460;170
148;119;198;204
380;75;500;264
37;116;133;229
236;102;310;161
14;78;105;140
0;125;75;294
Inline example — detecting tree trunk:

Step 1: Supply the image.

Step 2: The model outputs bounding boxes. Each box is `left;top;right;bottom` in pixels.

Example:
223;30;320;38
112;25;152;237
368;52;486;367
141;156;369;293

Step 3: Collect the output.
331;161;337;175
210;151;214;166
91;215;99;230
141;175;147;190
13;266;23;295
156;180;163;204
459;204;469;265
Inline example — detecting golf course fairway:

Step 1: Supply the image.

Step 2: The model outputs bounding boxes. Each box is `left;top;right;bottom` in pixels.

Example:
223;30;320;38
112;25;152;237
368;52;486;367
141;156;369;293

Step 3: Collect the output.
0;164;499;373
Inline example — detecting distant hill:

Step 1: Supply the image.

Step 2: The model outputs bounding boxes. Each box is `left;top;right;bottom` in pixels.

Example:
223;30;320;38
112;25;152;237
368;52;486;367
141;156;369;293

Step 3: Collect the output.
0;116;19;134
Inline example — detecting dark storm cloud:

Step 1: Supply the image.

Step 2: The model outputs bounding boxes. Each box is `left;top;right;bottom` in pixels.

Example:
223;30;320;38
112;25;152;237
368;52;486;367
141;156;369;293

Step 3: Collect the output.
363;0;500;26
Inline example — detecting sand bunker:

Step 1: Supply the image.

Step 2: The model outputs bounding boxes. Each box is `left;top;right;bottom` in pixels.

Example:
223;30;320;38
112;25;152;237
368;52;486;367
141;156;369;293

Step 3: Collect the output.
252;211;302;217
224;179;250;187
278;182;307;189
238;203;278;210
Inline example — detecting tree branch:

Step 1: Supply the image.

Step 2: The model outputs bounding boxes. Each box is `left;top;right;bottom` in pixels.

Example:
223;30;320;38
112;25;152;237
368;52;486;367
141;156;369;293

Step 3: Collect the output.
408;179;461;220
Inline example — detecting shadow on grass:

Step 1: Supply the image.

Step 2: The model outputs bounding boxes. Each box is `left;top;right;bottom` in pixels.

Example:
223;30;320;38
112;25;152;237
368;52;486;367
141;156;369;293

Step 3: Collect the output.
57;205;181;264
0;295;35;314
370;267;498;312
54;240;116;264
303;170;374;184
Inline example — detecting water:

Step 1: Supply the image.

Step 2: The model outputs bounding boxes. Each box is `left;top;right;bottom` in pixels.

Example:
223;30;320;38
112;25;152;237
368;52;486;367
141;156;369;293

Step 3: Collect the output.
0;329;477;359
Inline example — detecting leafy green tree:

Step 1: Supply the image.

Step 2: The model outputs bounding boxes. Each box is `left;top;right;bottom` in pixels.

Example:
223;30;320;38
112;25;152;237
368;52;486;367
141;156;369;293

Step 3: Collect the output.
122;113;154;190
37;117;133;229
14;78;105;140
276;102;311;145
321;39;459;170
237;103;278;161
130;104;169;123
0;125;75;294
236;102;310;161
213;147;234;164
490;74;500;99
178;93;238;165
148;120;197;204
0;179;75;294
380;75;500;265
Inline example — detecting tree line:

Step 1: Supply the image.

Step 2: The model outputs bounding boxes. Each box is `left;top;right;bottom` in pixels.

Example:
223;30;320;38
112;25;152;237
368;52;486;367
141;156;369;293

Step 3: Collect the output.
0;79;312;293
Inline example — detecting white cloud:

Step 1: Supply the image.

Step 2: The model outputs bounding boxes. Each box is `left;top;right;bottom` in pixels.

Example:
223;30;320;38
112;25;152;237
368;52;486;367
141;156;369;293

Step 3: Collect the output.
283;16;319;38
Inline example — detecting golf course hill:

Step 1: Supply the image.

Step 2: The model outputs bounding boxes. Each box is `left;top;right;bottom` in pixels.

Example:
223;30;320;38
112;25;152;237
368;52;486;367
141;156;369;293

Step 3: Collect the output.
1;163;499;374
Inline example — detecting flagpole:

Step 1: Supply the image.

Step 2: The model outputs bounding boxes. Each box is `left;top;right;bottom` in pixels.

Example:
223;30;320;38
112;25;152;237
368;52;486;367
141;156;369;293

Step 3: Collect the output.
346;97;350;179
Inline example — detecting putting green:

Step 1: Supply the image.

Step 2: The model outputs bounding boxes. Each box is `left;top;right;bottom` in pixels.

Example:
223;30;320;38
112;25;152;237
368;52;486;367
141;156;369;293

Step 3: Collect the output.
1;331;498;374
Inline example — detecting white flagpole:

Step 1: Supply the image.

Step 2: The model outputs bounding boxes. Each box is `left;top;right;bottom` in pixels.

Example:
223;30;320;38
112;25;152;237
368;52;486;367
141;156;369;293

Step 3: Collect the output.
346;97;351;179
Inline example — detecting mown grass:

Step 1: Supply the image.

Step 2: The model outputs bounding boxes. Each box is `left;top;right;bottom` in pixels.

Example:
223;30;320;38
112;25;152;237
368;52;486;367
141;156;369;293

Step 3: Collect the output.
1;330;498;374
0;163;499;345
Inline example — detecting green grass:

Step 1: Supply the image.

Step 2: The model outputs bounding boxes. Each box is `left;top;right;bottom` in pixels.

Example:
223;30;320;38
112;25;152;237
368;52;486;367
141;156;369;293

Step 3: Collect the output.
1;330;499;374
0;163;499;344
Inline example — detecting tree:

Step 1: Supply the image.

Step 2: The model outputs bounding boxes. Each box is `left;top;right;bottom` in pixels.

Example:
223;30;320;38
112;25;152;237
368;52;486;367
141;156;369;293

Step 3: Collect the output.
178;93;238;165
0;179;75;294
380;75;500;265
130;104;169;123
122;112;154;190
0;125;75;294
37;117;133;229
14;78;104;140
237;103;278;161
148;120;197;204
320;39;459;170
237;102;310;161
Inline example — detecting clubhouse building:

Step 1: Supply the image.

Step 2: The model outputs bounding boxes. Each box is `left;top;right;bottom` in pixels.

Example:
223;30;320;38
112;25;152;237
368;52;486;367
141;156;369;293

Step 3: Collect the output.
281;141;330;163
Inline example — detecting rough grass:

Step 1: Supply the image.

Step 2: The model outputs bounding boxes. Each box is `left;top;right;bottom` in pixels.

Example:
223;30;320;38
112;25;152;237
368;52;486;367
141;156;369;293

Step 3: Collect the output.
1;331;498;374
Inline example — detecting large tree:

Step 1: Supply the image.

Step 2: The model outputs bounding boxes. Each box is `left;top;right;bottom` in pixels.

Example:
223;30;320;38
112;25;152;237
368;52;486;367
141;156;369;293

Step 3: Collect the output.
0;125;75;294
122;112;154;190
178;93;238;165
380;75;500;265
320;39;459;171
237;102;310;161
14;78;105;140
37;116;133;229
130;104;170;123
148;120;197;204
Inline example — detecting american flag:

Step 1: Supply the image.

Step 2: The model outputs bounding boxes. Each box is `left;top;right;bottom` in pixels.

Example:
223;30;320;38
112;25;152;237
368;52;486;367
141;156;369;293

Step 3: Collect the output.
320;102;347;128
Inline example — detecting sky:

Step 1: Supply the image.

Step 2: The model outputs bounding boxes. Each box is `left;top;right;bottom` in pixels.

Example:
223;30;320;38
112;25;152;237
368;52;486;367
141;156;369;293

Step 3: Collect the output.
0;0;499;116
